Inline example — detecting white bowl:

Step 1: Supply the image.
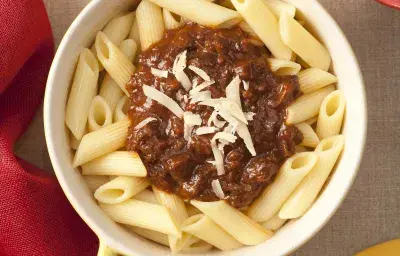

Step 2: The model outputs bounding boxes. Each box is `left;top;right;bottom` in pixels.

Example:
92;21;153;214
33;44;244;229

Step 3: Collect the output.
44;0;367;255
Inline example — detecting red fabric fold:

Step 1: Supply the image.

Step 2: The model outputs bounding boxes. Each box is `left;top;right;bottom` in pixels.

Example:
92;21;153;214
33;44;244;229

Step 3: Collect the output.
0;0;97;255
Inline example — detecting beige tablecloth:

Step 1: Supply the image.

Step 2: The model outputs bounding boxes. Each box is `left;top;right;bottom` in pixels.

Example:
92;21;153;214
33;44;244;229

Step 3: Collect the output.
15;0;400;255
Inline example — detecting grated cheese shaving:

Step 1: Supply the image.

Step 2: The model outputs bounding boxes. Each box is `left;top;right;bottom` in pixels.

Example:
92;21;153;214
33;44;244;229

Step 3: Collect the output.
151;68;168;78
237;123;256;156
208;110;226;128
143;85;184;118
175;70;192;91
190;91;211;104
221;100;248;124
211;179;226;199
196;126;218;135
172;50;192;91
184;112;202;126
245;112;256;121
226;76;242;109
224;124;237;135
134;117;157;130
189;80;215;96
243;80;250;90
211;140;225;175
188;65;211;81
212;132;237;144
183;112;202;141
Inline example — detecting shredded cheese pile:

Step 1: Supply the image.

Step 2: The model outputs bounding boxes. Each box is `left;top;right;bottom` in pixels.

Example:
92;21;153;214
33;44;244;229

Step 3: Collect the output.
143;50;258;199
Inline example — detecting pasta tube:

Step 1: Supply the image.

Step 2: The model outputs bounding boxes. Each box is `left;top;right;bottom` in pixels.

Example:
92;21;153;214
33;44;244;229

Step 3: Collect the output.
147;0;241;28
100;199;181;237
267;58;301;75
231;0;292;60
73;119;130;167
95;32;135;96
114;96;129;122
279;135;345;219
316;90;346;139
247;152;318;222
134;189;158;204
280;13;331;71
295;122;320;148
94;176;150;204
191;200;273;245
286;85;335;124
81;151;147;177
181;214;243;250
129;226;169;246
88;96;113;132
163;9;185;30
153;186;190;252
99;39;137;113
91;12;135;70
83;175;109;193
181;240;213;253
261;213;287;232
263;0;296;18
65;49;99;140
128;13;141;51
136;0;165;50
299;68;338;94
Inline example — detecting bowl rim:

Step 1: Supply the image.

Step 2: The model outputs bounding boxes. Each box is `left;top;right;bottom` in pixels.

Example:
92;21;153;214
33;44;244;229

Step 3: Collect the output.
44;0;367;255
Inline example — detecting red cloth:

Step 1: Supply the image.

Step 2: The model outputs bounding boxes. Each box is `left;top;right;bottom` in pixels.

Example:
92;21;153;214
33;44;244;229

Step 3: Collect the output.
0;0;98;255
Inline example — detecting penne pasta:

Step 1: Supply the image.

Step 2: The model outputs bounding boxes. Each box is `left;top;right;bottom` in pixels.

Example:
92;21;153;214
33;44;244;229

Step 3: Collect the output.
136;0;165;51
295;145;308;153
299;68;338;94
81;151;147;177
83;175;110;193
267;58;301;76
316;90;346;139
128;13;141;51
65;49;99;140
247;152;318;222
305;116;318;125
100;199;180;236
163;9;185;30
263;0;296;18
280;14;331;71
279;135;345;219
231;0;292;60
91;12;135;70
239;21;260;40
134;189;158;204
94;176;150;204
70;130;84;150
295;122;320;148
153;186;190;252
181;214;243;250
114;96;130;122
95;32;135;96
186;204;201;217
73;119;130;167
87;96;113;132
99;39;137;113
98;239;118;256
181;240;213;254
191;200;273;245
286;85;335;124
261;212;287;232
129;226;169;246
147;0;241;29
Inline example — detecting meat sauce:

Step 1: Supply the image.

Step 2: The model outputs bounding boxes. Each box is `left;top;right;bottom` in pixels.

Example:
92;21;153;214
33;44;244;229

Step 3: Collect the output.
127;23;303;208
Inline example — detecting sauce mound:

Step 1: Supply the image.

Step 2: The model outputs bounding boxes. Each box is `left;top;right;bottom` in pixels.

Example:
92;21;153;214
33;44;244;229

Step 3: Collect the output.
127;24;302;208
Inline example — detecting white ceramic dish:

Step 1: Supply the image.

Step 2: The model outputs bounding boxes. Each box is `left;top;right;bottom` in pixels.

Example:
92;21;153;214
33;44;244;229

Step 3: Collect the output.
44;0;367;255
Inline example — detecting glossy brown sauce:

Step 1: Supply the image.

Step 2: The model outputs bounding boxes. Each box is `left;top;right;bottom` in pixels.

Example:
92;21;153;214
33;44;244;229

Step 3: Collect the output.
127;23;302;208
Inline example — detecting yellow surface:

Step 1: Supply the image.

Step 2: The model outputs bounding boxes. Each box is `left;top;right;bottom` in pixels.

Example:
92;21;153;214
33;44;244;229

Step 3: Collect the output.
355;239;400;256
